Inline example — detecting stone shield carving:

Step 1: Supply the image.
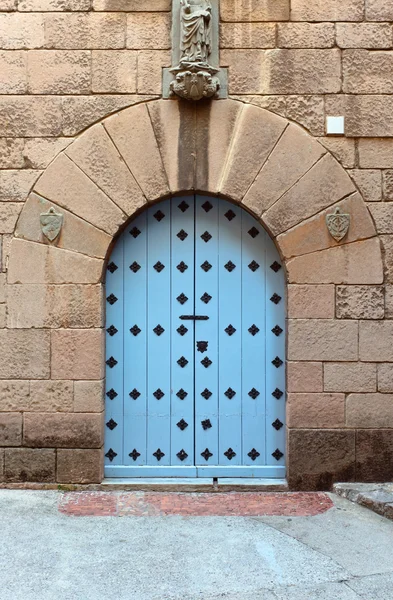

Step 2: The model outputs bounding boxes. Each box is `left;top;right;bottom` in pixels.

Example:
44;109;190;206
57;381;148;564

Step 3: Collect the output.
40;206;64;241
326;207;350;242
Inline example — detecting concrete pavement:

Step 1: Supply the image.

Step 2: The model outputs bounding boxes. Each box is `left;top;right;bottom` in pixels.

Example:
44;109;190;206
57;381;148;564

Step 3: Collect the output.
0;490;392;599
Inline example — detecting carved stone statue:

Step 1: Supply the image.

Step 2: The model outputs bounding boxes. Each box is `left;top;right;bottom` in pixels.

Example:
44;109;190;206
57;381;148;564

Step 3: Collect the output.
180;0;212;65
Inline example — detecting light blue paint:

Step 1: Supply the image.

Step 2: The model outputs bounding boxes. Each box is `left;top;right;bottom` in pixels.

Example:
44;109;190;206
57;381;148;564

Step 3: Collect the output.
105;195;286;478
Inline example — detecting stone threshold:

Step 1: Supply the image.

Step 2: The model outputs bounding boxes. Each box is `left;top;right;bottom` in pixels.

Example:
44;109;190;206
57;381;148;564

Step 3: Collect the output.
334;482;393;521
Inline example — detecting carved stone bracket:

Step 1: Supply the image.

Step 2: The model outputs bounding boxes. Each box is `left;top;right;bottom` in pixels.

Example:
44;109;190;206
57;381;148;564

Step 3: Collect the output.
326;207;350;242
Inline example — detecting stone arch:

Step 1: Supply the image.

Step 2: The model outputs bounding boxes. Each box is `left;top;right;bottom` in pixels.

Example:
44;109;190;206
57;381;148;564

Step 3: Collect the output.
8;98;383;489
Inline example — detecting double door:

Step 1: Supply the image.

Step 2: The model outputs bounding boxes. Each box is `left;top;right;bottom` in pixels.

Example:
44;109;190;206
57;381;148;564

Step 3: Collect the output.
105;195;285;478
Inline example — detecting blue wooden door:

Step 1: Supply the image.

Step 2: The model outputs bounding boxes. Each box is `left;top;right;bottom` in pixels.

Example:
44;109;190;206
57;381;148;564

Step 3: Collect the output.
105;195;285;478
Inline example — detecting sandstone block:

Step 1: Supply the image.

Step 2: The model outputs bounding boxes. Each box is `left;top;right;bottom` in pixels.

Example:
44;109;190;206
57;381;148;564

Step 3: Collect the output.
0;14;44;48
0;381;30;412
220;23;275;49
381;235;393;283
291;0;363;21
0;329;50;379
220;0;289;21
137;50;171;94
326;95;393;138
288;285;335;319
286;95;325;136
360;139;393;168
349;170;382;202
287;362;323;393
288;393;345;429
0;96;62;137
30;380;73;412
0;273;6;303
377;363;393;392
74;380;104;412
356;430;393;483
221;49;265;94
288;429;356;491
8;239;103;284
20;0;89;9
0;51;26;94
360;321;393;361
366;0;393;20
347;394;393;428
343;50;393;94
277;193;375;259
288;319;358;362
336;285;384;319
4;448;55;482
8;284;103;329
104;103;169;201
0;169;40;202
16;193;111;259
44;13;126;49
385;285;393;318
278;23;334;48
368;203;393;234
35;153;126;235
0;305;6;328
51;329;104;380
243;124;325;216
263;154;356;236
324;362;377;393
0;0;16;9
0;449;3;482
92;50;137;93
0;413;22;446
93;0;170;9
337;23;393;49
287;238;383;285
127;12;170;49
65;123;145;216
231;94;287;116
23;138;71;169
2;234;11;271
57;448;103;483
28;50;90;95
317;138;355;169
0;138;24;169
383;170;393;200
24;412;103;448
0;203;22;233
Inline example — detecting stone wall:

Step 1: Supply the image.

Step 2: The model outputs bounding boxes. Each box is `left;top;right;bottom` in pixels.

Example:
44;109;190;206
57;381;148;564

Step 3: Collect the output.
0;0;393;488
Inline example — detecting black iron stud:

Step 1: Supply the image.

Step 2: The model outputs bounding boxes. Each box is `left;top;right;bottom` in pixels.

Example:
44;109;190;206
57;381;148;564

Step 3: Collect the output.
270;293;282;305
272;356;283;368
153;324;165;336
224;260;236;272
224;387;236;399
105;448;117;462
177;261;188;273
177;419;188;431
106;356;118;368
153;448;165;461
270;261;282;273
106;388;118;400
106;293;118;305
201;231;212;243
248;260;260;272
106;418;117;431
177;229;188;241
201;260;212;272
154;210;165;222
177;293;188;305
248;324;260;336
248;448;260;461
248;227;260;238
201;356;212;368
201;419;212;430
106;325;118;337
224;448;236;460
129;388;141;400
225;324;237;336
272;388;284;400
130;325;141;336
178;200;189;212
129;449;141;461
248;388;260;400
177;389;188;400
202;200;213;212
177;324;188;336
107;262;118;273
225;209;236;221
197;341;208;353
130;226;141;238
272;419;284;431
130;261;141;273
272;325;283;337
201;388;212;400
153;261;165;273
177;356;188;368
272;448;284;461
201;448;213;461
177;449;188;461
153;388;165;400
201;292;212;304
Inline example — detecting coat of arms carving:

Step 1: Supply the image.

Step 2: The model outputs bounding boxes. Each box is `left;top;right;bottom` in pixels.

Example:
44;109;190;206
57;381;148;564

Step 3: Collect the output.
40;206;64;242
326;207;350;242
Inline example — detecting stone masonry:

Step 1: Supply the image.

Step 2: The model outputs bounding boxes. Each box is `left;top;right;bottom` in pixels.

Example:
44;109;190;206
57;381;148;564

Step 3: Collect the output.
0;0;393;490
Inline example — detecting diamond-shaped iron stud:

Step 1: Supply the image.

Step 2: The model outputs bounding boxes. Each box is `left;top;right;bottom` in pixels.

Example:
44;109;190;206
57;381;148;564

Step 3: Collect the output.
201;357;212;368
201;292;212;304
225;324;236;336
177;356;188;368
248;260;260;272
224;261;236;272
272;388;284;400
177;229;188;241
154;210;165;222
130;261;141;273
248;388;260;400
130;227;141;238
129;388;141;400
272;325;283;337
272;419;284;431
270;261;282;273
201;388;212;400
105;448;117;462
106;388;118;400
177;261;188;273
272;356;283;368
270;293;282;305
106;418;117;431
224;388;236;399
201;448;213;461
177;325;188;336
225;209;236;221
248;227;259;238
178;200;189;212
106;356;118;368
177;389;188;400
224;448;236;460
130;325;141;336
153;388;165;400
201;419;212;430
153;261;165;273
272;448;284;461
153;324;165;336
177;419;188;431
202;200;213;212
129;449;141;461
177;449;188;461
153;448;165;461
106;294;118;305
201;260;212;272
177;293;188;305
248;448;260;461
201;231;212;243
106;325;118;337
248;324;260;336
107;262;118;274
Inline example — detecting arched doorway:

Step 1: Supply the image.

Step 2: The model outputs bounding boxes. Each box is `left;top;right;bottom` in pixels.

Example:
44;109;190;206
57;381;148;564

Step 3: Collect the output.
104;195;286;478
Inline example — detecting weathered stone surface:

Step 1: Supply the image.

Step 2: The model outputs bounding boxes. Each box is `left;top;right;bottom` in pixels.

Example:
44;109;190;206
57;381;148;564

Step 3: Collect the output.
0;381;29;412
0;14;44;48
147;100;196;193
383;170;393;200
30;380;73;412
381;235;393;283
0;304;6;328
137;50;171;94
92;50;137;93
35;153;126;235
27;50;90;94
336;285;384;319
385;285;393;318
19;0;90;9
0;169;41;202
0;96;62;137
127;12;170;49
360;321;393;361
23;412;103;448
51;329;104;380
8;239;103;284
44;13;126;49
288;393;345;428
277;193;375;259
0;138;24;169
0;273;6;303
220;22;275;49
104;103;169;202
368;203;393;235
4;448;55;483
220;104;287;202
74;380;104;413
196;99;242;194
377;363;393;392
347;394;393;428
243;124;325;216
0;449;3;482
317;137;355;169
349;170;382;202
343;50;393;94
0;413;22;446
8;284;103;328
221;0;290;21
0;329;50;379
288;429;356;491
93;0;170;10
287;285;335;319
287;362;323;393
16;193;111;259
0;51;26;94
291;0;363;21
326;95;393;138
231;94;287;117
366;0;393;20
337;23;393;49
356;430;393;482
287;238;383;285
288;319;358;361
65;123;145;216
220;49;265;94
0;203;22;233
57;448;103;484
324;362;377;393
263;154;356;236
23;138;71;169
278;23;334;48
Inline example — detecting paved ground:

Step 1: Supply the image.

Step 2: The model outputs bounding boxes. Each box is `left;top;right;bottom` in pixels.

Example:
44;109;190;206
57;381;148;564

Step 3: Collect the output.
1;490;393;600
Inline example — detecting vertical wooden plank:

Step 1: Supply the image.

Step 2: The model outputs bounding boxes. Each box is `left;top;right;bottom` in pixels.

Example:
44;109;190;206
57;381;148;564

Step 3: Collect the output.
194;195;219;468
218;201;242;467
241;212;267;466
105;235;124;467
170;196;195;467
123;212;148;466
146;200;172;469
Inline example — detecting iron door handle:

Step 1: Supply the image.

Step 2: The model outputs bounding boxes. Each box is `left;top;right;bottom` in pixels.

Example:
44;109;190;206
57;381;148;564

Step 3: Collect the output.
180;315;209;321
